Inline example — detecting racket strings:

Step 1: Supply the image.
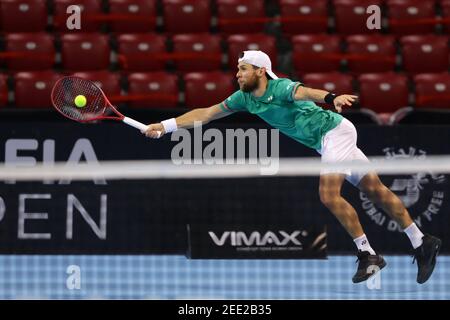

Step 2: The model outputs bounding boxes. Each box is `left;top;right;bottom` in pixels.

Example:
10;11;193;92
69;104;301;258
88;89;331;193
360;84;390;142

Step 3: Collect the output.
52;77;107;121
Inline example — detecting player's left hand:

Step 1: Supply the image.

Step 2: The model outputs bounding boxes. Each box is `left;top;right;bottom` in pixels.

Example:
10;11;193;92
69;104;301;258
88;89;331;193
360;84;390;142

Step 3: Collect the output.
334;95;358;113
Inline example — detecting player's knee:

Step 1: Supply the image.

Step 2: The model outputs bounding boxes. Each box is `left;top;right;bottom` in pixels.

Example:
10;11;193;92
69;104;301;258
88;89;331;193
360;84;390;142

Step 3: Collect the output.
360;174;385;198
319;188;341;207
363;183;387;202
363;184;378;198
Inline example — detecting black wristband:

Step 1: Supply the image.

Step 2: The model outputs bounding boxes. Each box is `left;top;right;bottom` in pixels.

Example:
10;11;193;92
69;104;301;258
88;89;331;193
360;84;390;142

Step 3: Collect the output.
324;93;337;105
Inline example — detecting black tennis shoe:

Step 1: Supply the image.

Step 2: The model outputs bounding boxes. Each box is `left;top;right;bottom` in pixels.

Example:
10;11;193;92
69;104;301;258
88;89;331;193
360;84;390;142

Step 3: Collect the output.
352;251;387;283
413;234;442;284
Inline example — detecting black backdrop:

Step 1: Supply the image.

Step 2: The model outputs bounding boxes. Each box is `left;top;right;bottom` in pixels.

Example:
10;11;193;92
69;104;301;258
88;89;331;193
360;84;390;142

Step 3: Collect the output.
0;120;449;254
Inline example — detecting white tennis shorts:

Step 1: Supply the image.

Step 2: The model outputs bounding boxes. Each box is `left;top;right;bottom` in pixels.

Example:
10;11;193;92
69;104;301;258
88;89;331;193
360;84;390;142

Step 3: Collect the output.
317;118;370;186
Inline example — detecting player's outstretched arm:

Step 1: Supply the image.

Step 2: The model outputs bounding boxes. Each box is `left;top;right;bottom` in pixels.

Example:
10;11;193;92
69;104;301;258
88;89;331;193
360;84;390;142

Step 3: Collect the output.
294;86;358;113
143;104;233;138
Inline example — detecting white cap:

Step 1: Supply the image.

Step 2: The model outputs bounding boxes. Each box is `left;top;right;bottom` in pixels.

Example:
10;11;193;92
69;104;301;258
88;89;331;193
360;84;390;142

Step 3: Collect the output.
238;50;278;80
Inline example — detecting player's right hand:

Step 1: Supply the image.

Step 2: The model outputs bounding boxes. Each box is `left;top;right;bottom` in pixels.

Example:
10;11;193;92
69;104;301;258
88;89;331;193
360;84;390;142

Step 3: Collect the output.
143;123;165;138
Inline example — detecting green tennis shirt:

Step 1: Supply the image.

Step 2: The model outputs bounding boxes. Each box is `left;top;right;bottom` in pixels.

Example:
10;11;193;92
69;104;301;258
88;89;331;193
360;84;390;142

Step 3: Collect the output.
219;78;344;150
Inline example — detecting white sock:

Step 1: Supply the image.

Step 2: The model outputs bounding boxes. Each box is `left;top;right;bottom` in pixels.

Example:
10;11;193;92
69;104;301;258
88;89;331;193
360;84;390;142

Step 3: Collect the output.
404;223;424;249
353;234;376;255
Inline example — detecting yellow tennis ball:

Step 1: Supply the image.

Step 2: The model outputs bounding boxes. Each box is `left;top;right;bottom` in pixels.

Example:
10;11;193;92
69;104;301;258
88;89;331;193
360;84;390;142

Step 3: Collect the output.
74;95;87;108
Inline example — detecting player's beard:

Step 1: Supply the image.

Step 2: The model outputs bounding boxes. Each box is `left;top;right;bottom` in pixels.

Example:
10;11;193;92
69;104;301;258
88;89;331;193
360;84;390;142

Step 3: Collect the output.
240;74;259;93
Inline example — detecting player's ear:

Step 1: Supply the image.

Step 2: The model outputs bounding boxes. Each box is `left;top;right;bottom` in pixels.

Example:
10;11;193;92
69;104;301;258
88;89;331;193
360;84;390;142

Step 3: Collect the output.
258;67;266;77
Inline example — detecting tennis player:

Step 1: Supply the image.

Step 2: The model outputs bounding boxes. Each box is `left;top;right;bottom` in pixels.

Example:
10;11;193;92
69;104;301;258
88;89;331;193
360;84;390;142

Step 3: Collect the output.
143;50;442;284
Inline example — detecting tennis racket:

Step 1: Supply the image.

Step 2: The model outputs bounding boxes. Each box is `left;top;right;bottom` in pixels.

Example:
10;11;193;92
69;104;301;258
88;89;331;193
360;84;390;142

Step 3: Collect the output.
51;76;161;136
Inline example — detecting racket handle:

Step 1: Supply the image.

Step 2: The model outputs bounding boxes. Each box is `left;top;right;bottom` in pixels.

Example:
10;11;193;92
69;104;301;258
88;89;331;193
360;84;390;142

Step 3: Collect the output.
123;117;161;138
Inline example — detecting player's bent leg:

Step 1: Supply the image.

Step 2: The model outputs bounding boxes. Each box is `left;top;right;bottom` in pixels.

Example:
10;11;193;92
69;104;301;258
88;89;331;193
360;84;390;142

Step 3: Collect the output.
319;173;386;283
319;173;364;239
358;172;442;284
357;172;413;229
